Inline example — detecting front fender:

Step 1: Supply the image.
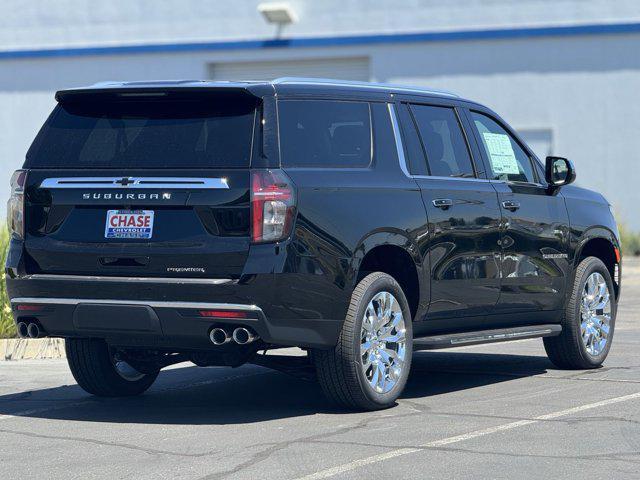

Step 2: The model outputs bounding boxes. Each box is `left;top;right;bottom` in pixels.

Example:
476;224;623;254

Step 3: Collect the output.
574;227;621;266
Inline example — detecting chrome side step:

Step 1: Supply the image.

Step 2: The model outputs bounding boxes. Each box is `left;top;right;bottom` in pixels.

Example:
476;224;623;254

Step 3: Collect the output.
413;324;562;351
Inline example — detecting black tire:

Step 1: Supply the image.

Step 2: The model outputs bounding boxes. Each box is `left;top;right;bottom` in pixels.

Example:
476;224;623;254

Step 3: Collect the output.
65;338;158;397
312;272;413;411
544;256;617;369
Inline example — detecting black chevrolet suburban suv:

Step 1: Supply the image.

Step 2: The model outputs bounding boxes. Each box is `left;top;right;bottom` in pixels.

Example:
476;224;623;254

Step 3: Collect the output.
6;78;621;410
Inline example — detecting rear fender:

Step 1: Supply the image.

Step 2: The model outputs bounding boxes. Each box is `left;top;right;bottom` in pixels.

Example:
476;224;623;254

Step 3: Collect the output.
352;229;428;318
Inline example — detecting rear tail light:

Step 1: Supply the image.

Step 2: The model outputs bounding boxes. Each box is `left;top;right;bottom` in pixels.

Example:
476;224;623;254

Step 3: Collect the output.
251;170;296;243
16;305;44;312
7;169;26;239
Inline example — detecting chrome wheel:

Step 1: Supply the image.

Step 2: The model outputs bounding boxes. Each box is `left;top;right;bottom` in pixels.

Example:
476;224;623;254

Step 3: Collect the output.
360;291;407;394
580;272;611;356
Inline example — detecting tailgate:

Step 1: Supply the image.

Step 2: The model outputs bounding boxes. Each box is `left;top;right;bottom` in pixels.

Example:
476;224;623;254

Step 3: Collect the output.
23;170;251;278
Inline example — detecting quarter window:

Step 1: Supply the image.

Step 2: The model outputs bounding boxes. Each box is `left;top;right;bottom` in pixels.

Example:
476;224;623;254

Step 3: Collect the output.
278;100;372;168
410;105;475;178
470;111;535;183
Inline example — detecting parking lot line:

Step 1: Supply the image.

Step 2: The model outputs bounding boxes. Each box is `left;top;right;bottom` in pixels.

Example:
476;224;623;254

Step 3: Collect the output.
295;391;640;480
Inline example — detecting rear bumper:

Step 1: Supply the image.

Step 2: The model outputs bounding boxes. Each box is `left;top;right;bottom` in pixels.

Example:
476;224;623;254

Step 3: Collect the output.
6;274;343;349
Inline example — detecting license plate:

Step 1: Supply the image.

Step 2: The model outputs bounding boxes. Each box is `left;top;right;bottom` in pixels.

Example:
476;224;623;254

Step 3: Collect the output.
105;210;154;239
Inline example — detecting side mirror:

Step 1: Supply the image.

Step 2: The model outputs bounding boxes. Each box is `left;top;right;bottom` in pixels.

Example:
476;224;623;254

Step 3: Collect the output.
545;156;576;187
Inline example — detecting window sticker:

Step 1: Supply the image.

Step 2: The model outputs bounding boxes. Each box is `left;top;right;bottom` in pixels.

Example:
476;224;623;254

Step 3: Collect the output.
482;132;520;175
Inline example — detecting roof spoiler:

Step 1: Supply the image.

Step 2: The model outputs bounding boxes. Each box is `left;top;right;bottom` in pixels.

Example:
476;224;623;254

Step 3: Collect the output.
55;82;270;103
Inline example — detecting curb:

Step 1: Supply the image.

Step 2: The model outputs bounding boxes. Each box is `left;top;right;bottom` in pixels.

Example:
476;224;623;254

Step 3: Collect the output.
1;338;66;361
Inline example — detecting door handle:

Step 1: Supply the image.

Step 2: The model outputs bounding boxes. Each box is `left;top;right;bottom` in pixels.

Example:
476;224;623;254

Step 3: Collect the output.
432;198;453;210
501;200;521;211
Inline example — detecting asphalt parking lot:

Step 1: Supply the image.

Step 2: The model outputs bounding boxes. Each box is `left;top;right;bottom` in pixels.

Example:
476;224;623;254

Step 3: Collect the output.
1;260;639;480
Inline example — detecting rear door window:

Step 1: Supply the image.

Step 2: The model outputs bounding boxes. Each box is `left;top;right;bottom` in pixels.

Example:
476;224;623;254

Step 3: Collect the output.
397;104;428;176
370;102;399;167
26;94;256;169
278;100;372;168
410;104;475;178
470;111;536;183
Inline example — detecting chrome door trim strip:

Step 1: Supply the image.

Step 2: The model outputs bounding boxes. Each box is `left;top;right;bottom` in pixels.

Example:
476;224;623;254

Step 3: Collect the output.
11;297;263;312
411;175;493;183
22;274;235;285
40;177;229;189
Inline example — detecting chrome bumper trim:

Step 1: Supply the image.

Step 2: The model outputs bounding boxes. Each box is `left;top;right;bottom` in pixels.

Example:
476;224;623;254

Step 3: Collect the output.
21;274;235;285
10;297;263;312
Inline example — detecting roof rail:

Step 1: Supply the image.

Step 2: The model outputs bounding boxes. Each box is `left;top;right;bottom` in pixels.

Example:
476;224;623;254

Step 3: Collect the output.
272;77;459;97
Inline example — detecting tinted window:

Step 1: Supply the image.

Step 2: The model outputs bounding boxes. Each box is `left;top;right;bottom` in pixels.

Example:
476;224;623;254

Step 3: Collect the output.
279;100;371;167
411;105;474;178
398;104;428;176
26;95;256;169
371;103;398;169
471;111;535;183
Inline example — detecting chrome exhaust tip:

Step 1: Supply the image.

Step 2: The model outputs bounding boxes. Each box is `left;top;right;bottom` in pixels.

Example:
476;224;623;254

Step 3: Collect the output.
27;322;41;339
232;327;257;345
209;328;231;346
17;322;28;338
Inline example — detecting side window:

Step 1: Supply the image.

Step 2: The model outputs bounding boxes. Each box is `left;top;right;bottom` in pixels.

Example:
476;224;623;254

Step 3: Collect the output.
278;100;372;168
370;102;399;167
410;104;475;178
397;104;428;176
470;111;536;183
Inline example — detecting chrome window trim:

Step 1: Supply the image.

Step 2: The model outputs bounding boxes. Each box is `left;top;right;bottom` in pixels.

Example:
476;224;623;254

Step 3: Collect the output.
21;274;235;285
388;103;411;178
411;175;493;183
11;297;262;312
40;177;229;189
491;179;546;188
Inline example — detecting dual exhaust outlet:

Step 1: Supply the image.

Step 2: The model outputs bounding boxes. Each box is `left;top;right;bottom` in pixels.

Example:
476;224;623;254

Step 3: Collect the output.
209;327;258;346
17;321;45;339
19;320;256;345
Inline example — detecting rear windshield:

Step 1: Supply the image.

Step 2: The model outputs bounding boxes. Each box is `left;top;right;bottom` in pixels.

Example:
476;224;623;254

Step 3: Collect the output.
26;93;256;169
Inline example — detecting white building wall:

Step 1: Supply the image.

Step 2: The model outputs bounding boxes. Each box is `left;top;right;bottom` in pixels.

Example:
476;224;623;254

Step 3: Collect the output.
1;0;640;228
3;0;640;49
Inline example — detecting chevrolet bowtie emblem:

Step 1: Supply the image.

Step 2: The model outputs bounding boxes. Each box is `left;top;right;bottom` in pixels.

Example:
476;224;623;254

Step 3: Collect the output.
115;177;135;186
